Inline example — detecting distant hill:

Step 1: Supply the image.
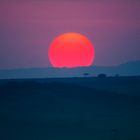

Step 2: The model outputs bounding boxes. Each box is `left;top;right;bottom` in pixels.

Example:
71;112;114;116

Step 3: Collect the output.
0;60;140;79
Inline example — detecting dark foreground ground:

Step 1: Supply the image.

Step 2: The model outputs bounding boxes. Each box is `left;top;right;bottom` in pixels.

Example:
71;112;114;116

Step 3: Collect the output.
0;76;140;140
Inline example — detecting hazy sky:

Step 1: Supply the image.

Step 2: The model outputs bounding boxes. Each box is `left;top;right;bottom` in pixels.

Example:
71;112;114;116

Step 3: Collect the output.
0;0;140;69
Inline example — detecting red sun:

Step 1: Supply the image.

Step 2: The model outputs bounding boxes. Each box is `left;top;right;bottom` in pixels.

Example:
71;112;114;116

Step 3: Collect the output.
48;32;95;68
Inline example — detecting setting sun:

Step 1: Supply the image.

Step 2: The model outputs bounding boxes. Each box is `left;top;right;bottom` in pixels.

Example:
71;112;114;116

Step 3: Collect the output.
48;32;95;68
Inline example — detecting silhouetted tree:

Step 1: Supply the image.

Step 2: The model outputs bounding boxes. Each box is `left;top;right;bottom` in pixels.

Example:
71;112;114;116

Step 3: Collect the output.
98;73;107;78
83;73;90;77
115;74;120;77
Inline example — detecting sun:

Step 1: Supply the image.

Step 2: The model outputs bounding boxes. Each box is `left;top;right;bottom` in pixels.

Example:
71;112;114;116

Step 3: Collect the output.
48;32;95;68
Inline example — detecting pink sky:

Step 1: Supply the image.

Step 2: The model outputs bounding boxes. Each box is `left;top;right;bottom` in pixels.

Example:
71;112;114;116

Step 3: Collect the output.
0;0;140;68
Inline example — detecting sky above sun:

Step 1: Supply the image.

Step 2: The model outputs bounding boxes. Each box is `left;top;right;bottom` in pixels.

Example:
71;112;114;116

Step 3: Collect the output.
0;0;140;69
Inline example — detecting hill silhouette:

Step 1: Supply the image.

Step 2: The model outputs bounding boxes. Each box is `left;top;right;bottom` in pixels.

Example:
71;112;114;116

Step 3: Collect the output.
0;60;140;79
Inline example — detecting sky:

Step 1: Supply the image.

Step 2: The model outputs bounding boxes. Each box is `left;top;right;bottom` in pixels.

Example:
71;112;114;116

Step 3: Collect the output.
0;0;140;69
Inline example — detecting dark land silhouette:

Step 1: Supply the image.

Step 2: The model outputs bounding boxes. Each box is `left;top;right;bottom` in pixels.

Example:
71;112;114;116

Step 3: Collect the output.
0;60;140;79
0;76;140;140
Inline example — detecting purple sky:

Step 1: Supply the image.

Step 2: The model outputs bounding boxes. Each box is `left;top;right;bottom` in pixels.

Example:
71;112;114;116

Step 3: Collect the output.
0;0;140;69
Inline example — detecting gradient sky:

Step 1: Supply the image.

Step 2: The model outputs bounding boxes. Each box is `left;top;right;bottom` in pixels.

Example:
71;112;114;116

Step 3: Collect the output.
0;0;140;69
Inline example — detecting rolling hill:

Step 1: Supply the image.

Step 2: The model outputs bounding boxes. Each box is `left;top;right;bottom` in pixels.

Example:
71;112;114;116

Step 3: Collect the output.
0;60;140;79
